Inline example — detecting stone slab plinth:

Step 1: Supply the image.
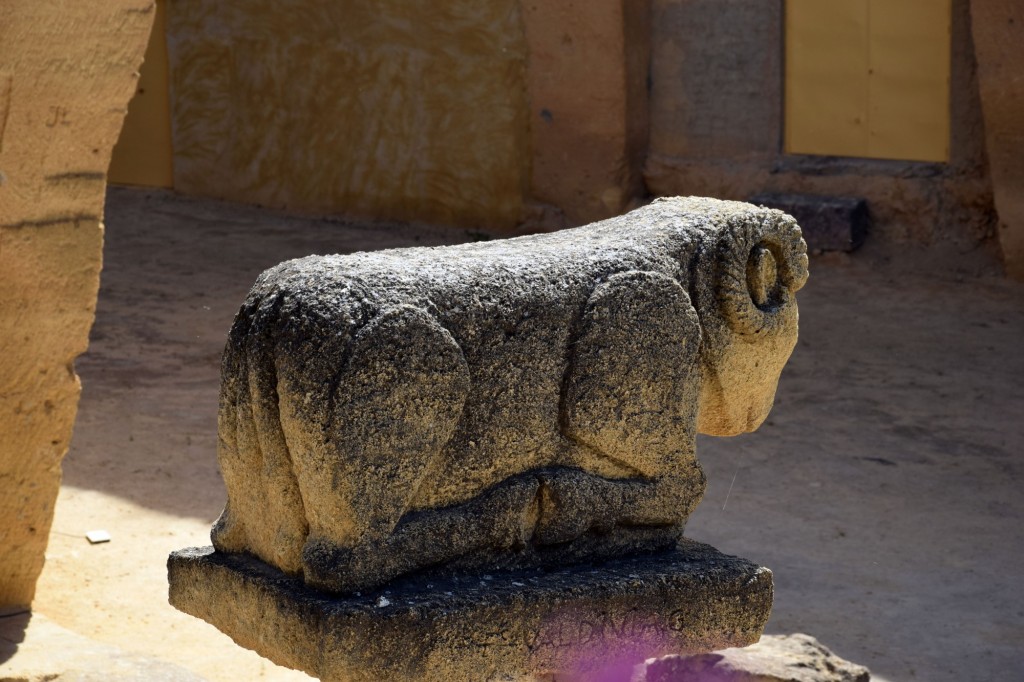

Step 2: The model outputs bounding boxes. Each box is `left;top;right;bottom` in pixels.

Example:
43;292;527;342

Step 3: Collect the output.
168;540;772;682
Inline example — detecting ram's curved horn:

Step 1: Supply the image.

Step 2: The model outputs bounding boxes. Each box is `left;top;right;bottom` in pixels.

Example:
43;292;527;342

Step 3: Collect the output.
715;211;809;336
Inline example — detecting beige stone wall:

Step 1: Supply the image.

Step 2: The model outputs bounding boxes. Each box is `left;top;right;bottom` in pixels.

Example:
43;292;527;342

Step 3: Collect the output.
0;1;153;607
142;0;651;232
970;0;1024;280
520;0;650;226
167;0;530;230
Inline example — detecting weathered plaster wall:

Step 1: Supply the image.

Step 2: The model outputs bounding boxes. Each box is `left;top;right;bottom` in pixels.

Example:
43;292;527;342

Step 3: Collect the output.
520;0;650;226
162;0;651;232
970;0;1024;280
0;1;153;607
166;0;529;230
647;0;996;251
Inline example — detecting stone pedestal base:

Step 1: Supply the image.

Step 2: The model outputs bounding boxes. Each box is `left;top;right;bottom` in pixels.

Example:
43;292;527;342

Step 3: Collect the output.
167;540;772;682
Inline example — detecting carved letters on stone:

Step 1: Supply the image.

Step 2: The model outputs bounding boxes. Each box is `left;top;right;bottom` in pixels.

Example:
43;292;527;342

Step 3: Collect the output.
209;196;808;595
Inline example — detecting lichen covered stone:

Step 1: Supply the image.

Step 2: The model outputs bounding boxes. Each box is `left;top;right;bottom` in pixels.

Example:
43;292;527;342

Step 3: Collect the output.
207;196;808;594
642;633;871;682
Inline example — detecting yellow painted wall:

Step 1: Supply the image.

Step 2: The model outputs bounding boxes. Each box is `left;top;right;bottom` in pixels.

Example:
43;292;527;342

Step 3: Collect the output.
166;0;529;229
786;0;951;162
108;0;174;188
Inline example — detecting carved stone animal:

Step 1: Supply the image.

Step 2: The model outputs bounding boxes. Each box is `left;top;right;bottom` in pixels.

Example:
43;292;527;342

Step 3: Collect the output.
210;196;808;594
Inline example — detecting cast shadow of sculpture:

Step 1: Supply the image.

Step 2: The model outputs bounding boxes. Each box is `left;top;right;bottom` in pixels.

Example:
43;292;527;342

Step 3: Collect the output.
209;197;808;595
0;610;29;665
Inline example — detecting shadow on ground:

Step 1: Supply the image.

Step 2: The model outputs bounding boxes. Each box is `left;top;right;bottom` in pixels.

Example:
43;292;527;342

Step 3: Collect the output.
0;610;30;666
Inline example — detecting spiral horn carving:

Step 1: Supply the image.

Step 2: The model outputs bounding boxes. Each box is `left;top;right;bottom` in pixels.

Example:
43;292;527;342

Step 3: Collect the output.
715;211;809;336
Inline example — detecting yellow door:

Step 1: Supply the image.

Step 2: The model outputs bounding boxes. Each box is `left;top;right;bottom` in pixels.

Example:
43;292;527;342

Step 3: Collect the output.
785;0;951;162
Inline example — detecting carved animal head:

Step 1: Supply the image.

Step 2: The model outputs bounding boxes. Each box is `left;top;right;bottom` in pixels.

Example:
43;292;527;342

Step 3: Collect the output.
695;210;809;436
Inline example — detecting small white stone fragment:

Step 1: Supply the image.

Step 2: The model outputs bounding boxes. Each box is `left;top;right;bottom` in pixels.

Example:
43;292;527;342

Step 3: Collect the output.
85;530;111;544
375;596;391;607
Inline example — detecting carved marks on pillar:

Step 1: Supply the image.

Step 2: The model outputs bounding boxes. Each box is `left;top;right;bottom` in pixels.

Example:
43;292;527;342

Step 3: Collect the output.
0;214;99;230
0;74;11;158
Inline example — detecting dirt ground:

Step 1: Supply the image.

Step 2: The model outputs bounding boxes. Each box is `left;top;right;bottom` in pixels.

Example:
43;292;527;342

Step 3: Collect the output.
25;187;1024;681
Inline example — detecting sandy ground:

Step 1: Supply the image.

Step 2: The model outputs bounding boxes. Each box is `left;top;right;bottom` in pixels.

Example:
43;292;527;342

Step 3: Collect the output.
24;187;1024;681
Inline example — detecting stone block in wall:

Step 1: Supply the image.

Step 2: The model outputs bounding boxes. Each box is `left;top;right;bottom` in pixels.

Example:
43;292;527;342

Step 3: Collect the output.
750;193;868;253
0;1;154;607
521;0;651;226
648;0;782;163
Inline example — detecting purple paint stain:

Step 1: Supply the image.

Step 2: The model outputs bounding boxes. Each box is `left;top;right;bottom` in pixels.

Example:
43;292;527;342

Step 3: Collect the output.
535;606;681;681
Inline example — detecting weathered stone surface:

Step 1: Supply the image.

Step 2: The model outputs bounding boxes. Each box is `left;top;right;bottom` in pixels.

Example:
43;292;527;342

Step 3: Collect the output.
642;633;871;682
201;196;808;596
750;194;868;253
169;540;773;682
0;611;205;681
0;0;154;607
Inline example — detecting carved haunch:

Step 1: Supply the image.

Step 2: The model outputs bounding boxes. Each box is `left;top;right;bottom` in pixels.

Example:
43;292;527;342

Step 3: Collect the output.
209;196;808;595
563;269;702;477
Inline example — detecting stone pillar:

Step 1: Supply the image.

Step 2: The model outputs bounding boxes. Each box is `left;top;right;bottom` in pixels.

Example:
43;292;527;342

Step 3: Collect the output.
520;0;651;226
970;0;1024;280
0;1;154;607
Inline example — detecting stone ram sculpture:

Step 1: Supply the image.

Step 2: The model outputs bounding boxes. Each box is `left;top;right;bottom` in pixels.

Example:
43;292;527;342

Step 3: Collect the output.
210;196;808;595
